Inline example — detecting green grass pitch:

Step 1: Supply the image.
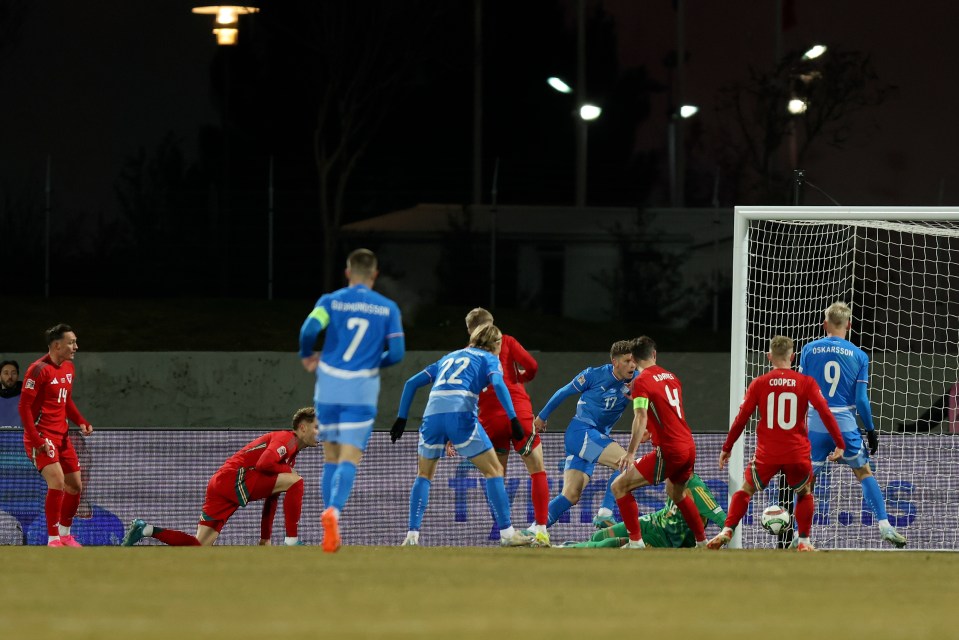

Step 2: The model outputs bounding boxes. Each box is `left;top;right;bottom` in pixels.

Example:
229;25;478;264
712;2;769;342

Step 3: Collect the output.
0;546;953;639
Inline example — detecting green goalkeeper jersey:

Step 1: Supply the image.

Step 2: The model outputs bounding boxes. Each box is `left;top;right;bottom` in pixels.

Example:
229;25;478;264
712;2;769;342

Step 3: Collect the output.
577;474;726;548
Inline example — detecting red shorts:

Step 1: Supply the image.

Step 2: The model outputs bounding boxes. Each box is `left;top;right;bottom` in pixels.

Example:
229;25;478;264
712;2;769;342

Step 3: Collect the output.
634;443;695;485
24;432;80;474
199;467;277;532
746;457;812;491
480;409;539;456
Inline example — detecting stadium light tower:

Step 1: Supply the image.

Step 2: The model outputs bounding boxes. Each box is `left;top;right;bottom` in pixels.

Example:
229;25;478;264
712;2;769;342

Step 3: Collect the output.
192;5;259;45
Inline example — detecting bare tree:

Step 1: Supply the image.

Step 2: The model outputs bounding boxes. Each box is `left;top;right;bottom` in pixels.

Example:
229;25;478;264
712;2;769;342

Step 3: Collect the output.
266;2;445;290
715;47;895;204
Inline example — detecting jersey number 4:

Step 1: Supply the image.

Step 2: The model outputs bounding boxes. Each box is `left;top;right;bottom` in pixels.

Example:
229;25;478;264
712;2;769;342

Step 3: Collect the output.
765;391;798;430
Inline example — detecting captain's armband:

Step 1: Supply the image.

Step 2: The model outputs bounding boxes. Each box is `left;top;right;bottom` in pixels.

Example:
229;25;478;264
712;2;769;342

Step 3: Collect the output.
633;397;649;410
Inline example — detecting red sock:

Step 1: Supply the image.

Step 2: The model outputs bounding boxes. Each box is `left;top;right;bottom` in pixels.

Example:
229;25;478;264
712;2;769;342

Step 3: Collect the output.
60;491;81;528
45;489;64;537
676;494;706;542
794;493;813;537
615;494;642;541
284;479;304;537
153;528;202;546
724;490;752;530
530;471;549;526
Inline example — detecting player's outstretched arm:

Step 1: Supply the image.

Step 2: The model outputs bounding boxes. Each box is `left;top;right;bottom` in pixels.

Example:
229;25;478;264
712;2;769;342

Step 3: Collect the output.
392;370;431;442
537;381;579;425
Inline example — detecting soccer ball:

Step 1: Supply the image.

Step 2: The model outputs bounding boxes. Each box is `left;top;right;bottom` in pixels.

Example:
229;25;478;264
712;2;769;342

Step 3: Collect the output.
760;505;791;535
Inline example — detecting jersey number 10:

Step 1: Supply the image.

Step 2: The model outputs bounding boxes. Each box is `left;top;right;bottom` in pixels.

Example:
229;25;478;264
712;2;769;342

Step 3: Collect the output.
765;391;798;430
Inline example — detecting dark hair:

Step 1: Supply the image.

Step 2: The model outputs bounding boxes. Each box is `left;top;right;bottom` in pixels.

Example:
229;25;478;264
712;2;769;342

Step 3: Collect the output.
292;406;316;430
45;324;74;345
346;249;377;277
631;336;656;361
0;360;18;374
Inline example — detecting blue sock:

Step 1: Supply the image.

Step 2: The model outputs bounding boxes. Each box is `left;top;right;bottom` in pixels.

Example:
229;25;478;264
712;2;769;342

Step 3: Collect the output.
481;480;500;540
547;494;573;527
602;470;621;512
322;463;338;508
860;475;888;521
330;461;357;512
485;476;512;529
408;477;431;531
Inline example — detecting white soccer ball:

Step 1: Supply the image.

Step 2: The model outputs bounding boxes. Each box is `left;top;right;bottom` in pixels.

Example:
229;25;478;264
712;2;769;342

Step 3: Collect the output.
760;504;791;535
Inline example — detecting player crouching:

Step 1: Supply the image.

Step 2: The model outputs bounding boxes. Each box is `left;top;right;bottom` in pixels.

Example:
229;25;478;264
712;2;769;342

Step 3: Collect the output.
122;408;318;547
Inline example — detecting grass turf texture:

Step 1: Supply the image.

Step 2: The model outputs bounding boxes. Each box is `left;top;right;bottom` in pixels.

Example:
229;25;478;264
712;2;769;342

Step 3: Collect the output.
0;546;951;639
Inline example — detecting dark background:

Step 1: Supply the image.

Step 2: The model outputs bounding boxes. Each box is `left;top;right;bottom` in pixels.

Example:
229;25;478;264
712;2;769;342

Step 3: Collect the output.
1;1;957;349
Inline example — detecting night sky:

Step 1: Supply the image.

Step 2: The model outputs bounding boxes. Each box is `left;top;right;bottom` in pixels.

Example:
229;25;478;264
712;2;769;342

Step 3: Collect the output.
1;0;958;297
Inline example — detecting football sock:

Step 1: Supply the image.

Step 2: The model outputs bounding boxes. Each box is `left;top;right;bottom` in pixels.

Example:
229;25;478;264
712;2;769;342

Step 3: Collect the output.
547;495;573;527
321;463;338;508
676;494;706;542
408;476;431;531
860;475;889;521
601;470;620;512
260;494;279;541
530;471;549;526
725;490;751;529
795;492;814;537
330;461;357;512
153;528;202;546
615;494;642;541
284;537;299;546
60;490;81;528
284;478;304;537
58;525;71;537
481;480;498;530
485;476;512;529
44;489;64;537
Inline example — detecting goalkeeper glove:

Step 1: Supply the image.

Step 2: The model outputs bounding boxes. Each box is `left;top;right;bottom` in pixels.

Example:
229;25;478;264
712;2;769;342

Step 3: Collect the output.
510;417;525;441
865;429;879;455
390;417;408;443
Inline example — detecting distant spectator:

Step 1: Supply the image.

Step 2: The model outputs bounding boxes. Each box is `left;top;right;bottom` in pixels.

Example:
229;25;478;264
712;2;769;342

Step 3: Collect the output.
0;360;22;427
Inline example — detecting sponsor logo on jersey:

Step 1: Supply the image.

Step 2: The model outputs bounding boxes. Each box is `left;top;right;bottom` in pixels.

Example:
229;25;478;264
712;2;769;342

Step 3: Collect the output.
50;378;59;385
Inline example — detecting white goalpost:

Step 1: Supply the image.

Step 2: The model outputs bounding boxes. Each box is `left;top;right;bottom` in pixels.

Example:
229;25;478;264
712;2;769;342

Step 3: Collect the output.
729;206;959;550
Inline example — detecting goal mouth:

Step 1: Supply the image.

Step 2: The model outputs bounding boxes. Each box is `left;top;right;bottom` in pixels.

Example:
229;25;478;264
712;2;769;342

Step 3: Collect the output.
728;206;959;550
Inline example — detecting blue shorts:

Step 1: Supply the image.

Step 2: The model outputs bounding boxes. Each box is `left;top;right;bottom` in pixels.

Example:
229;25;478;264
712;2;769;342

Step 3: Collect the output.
418;412;493;460
809;429;869;470
316;403;376;450
563;419;615;478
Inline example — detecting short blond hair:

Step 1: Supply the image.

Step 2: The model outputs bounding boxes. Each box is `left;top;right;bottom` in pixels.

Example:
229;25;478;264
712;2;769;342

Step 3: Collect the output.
825;301;852;328
465;307;494;333
769;335;794;359
469;324;502;353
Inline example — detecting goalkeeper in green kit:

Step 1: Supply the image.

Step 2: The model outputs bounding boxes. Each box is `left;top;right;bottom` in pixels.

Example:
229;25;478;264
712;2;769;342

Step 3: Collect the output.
558;474;726;548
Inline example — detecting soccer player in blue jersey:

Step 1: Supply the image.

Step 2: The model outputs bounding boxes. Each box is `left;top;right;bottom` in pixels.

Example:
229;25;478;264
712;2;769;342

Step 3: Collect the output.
389;324;535;547
799;302;907;548
533;340;636;529
299;248;405;553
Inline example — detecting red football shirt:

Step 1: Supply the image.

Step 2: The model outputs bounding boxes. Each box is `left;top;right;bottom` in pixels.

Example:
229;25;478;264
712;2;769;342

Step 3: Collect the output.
220;431;301;476
722;368;844;462
477;334;538;420
18;355;86;449
630;365;695;450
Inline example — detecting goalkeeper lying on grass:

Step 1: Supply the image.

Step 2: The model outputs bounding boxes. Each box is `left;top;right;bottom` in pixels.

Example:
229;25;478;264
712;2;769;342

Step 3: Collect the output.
558;473;726;548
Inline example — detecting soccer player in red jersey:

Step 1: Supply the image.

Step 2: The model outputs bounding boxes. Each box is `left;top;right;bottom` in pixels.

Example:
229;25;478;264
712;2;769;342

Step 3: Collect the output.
463;307;550;546
121;407;319;547
18;324;93;547
707;336;845;551
611;336;709;549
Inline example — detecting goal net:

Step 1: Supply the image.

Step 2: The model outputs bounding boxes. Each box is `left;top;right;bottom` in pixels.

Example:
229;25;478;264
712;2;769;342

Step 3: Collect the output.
729;207;959;550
